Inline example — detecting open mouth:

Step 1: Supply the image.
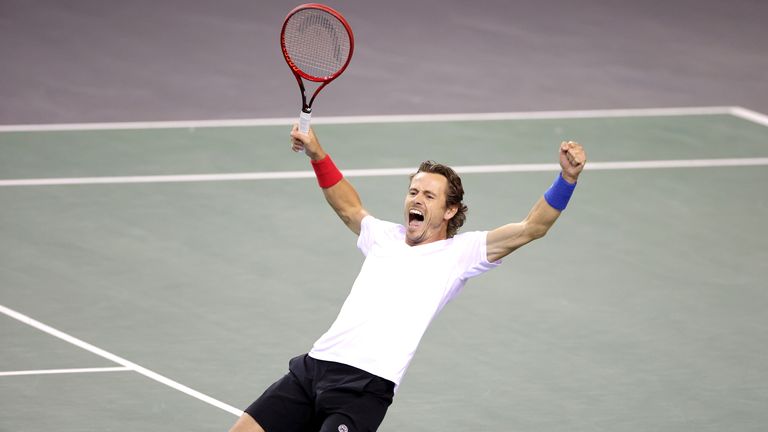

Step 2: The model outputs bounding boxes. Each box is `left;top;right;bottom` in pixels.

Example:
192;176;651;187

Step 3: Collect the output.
408;209;425;227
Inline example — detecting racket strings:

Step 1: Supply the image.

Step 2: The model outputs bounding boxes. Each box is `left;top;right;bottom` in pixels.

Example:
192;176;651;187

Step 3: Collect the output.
283;9;351;80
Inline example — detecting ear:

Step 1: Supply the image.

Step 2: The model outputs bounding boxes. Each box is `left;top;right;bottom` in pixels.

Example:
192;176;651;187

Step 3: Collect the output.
444;205;458;221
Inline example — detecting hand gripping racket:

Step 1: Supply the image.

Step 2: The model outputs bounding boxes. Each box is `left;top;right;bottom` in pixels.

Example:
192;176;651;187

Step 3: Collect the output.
280;3;354;134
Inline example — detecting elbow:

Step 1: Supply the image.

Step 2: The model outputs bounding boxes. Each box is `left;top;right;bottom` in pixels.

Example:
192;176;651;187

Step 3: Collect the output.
526;222;550;241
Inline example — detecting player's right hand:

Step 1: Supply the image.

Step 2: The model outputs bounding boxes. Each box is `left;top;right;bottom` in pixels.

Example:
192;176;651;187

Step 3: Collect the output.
290;124;326;160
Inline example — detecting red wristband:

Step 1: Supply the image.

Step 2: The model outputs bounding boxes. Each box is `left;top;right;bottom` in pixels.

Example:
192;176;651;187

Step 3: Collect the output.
311;154;344;188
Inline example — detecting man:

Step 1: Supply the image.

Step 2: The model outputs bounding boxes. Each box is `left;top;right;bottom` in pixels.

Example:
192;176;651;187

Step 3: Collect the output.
230;125;586;432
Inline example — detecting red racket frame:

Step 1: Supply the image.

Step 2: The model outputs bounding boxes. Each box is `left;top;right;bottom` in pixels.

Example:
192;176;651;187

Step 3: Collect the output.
280;3;355;112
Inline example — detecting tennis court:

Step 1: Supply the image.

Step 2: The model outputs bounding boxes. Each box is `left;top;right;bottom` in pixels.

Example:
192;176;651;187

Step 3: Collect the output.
2;107;767;431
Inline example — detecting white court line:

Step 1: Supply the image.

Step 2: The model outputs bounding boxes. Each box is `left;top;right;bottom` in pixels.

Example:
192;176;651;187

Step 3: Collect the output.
0;366;131;377
730;106;768;128
0;106;747;132
1;157;767;187
0;303;242;416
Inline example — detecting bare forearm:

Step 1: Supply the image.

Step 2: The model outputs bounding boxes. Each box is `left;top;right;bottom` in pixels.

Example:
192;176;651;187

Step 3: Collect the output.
486;196;560;262
524;196;562;239
289;126;369;234
322;178;367;234
486;141;586;262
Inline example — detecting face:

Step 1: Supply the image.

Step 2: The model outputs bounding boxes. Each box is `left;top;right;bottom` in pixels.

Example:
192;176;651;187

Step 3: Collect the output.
403;172;458;246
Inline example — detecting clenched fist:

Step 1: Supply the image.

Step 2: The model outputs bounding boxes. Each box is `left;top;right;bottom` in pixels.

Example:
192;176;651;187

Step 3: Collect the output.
559;141;586;183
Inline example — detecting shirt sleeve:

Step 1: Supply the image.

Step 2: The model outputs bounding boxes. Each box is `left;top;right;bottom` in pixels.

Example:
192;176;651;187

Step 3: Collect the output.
455;231;501;279
357;215;404;256
356;215;377;256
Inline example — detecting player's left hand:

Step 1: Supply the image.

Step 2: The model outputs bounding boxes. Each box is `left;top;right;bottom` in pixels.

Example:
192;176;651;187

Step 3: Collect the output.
559;141;586;183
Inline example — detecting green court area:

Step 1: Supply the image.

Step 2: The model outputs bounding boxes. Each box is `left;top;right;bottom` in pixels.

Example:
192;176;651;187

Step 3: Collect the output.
1;112;767;431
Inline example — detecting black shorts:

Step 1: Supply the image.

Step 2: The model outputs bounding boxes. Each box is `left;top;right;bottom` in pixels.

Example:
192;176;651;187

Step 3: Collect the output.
245;354;395;432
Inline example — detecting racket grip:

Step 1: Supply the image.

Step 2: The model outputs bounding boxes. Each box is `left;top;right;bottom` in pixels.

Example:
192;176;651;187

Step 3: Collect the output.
299;110;312;134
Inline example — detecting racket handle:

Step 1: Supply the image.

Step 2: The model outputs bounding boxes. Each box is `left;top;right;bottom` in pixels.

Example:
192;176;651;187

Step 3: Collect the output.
299;110;312;134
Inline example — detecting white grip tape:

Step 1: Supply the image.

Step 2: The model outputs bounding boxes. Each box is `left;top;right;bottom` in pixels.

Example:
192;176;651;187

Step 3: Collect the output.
299;111;312;134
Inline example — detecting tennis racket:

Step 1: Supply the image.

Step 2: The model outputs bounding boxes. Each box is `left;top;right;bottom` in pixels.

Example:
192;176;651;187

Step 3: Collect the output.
280;3;354;134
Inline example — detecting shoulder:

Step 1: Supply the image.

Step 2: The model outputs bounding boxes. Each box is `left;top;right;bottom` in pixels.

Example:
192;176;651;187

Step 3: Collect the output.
451;230;488;246
452;230;501;274
362;215;403;234
358;215;405;252
452;230;500;264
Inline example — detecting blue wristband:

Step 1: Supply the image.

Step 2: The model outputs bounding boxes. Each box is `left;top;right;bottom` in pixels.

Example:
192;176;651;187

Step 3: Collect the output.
544;173;576;211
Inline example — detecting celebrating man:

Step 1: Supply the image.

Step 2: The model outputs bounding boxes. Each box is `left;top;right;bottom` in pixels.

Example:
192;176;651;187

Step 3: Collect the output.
229;126;586;432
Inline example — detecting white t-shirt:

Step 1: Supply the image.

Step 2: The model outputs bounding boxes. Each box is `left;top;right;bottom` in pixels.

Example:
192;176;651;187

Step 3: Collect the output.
309;215;500;387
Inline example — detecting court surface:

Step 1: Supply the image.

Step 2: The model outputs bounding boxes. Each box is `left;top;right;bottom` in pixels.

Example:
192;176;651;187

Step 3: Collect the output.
2;107;768;431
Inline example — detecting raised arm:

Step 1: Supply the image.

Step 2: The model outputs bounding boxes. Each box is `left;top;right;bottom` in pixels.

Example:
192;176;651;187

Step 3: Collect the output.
486;141;586;262
290;125;369;235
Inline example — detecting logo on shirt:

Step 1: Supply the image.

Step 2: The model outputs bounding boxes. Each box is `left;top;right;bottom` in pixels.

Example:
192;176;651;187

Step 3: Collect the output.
338;425;348;432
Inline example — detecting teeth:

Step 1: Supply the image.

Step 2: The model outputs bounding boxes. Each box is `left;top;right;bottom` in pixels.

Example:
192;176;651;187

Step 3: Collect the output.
408;209;425;223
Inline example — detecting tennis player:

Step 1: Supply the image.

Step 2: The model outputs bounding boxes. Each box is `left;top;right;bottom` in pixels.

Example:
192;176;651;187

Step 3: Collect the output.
229;126;586;432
